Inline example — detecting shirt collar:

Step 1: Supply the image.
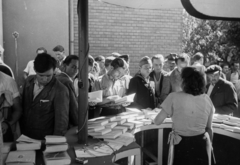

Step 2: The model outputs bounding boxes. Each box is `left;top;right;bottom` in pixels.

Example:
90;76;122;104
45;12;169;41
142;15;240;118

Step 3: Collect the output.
34;79;44;89
61;72;73;82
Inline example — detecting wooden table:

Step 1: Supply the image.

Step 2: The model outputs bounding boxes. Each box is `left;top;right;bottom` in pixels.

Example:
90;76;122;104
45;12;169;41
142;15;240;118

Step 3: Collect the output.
65;127;141;165
132;123;240;165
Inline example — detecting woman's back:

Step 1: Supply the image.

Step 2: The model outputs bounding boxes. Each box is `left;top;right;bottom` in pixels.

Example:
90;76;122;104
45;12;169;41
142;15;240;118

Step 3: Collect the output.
162;91;214;136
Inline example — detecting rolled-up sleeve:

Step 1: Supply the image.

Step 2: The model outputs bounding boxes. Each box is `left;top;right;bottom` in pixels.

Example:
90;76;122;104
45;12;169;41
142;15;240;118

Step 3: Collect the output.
53;85;69;136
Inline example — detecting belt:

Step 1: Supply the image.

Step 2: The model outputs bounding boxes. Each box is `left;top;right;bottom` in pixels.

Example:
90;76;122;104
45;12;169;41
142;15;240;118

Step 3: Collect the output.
167;131;215;165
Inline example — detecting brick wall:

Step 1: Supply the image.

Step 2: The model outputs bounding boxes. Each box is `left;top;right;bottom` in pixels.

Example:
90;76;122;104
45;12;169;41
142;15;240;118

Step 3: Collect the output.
74;0;183;75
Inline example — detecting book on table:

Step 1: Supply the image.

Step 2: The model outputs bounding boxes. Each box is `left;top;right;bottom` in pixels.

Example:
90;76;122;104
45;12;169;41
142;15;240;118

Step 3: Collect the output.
88;125;105;132
112;118;126;125
104;133;135;146
94;130;123;139
6;150;36;165
43;151;71;165
119;123;135;130
45;135;67;144
88;119;109;126
88;128;112;136
105;122;118;129
113;126;128;134
44;143;68;153
16;134;41;151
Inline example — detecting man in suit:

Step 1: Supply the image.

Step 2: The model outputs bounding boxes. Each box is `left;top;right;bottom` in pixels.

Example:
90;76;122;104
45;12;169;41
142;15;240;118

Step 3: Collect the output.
161;53;190;99
149;54;169;106
56;55;79;127
20;53;69;140
206;65;238;115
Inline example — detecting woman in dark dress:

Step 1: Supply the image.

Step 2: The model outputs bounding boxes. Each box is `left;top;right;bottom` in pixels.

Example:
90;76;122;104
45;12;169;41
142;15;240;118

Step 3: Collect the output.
153;67;215;165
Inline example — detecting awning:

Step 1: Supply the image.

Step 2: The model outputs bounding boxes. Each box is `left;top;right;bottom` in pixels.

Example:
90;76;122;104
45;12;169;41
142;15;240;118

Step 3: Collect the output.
99;0;240;20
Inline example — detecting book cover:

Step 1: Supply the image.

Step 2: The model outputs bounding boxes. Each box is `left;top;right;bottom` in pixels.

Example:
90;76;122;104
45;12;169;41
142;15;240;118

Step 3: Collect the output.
43;151;71;165
105;122;117;129
6;150;36;164
88;129;112;136
44;143;68;153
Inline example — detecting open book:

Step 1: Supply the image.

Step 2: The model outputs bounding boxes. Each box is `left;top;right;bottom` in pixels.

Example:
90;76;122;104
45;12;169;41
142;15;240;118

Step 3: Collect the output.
16;135;41;151
6;150;36;165
88;90;103;103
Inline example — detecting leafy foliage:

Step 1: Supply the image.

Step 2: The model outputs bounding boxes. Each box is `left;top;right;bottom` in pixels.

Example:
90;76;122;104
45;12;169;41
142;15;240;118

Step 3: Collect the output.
182;10;240;65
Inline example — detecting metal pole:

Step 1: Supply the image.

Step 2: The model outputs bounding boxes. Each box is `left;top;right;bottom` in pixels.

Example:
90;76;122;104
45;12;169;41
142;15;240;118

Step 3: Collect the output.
77;0;88;144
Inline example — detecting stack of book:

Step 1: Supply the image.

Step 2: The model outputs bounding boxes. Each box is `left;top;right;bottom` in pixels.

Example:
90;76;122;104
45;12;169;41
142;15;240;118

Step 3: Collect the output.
43;136;71;165
6;135;40;165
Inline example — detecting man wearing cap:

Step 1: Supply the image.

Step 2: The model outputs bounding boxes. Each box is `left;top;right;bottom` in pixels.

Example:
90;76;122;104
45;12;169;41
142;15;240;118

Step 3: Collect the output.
165;53;177;72
127;56;156;110
95;55;106;77
206;65;238;115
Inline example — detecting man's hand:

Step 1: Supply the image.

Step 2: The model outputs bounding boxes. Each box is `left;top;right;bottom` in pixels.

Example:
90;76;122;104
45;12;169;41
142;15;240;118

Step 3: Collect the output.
89;102;97;106
121;102;131;107
2;122;9;134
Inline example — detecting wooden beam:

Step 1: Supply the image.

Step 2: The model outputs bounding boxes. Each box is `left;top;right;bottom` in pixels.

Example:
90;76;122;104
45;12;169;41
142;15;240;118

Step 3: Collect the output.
77;0;89;144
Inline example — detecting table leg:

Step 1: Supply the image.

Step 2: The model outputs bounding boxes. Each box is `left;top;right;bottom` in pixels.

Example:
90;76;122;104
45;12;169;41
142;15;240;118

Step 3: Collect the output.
158;129;163;165
141;131;144;165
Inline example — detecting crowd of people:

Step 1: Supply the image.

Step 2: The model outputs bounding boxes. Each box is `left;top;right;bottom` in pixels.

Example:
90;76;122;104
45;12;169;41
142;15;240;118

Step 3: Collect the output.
0;44;239;164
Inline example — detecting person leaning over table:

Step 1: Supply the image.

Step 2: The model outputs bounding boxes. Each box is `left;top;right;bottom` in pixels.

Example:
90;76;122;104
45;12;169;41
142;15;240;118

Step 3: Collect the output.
20;53;69;140
127;56;156;110
153;67;215;165
205;65;238;115
92;58;130;116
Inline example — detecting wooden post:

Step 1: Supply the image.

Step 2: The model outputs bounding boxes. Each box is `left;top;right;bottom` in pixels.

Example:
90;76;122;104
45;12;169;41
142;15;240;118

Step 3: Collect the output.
77;0;88;144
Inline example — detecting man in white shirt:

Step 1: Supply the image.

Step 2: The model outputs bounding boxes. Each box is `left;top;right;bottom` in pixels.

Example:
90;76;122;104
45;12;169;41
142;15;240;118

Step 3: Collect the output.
23;47;47;79
230;62;240;84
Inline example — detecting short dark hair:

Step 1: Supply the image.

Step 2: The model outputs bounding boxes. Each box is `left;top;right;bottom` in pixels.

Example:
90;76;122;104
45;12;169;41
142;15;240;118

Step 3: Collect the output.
88;55;94;67
53;45;64;52
105;57;115;67
36;47;47;54
181;67;205;96
193;52;204;62
95;55;105;62
34;53;57;73
221;63;229;69
63;55;79;65
111;58;126;70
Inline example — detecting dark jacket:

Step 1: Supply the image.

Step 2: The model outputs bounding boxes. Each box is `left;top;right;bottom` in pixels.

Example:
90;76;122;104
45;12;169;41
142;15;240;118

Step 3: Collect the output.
127;73;156;109
20;76;69;140
206;78;238;115
149;70;169;105
56;73;78;126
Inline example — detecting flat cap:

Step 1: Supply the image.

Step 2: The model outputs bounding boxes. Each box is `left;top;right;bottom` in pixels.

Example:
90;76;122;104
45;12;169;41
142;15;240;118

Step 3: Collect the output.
205;65;222;74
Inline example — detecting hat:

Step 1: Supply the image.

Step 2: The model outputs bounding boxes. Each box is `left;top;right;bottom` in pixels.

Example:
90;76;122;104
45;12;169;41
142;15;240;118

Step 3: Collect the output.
205;65;222;74
112;52;121;57
165;53;178;62
119;54;129;63
139;56;152;67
